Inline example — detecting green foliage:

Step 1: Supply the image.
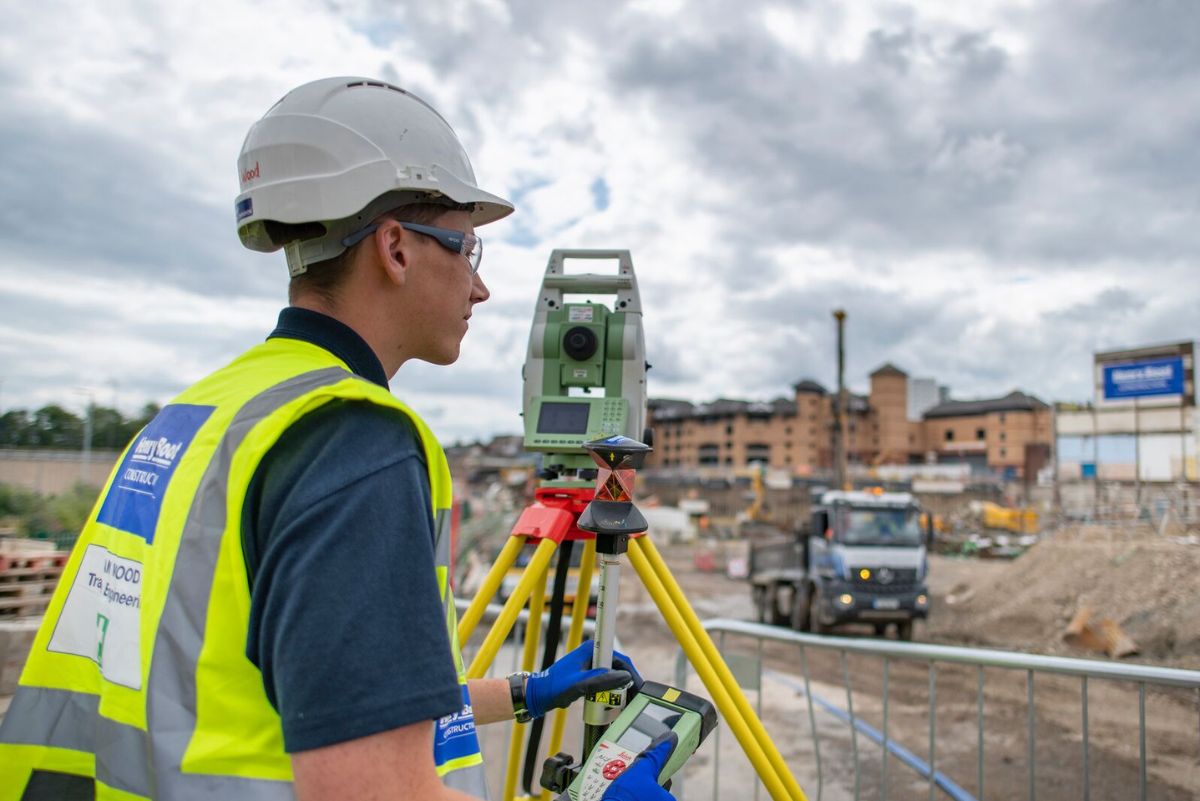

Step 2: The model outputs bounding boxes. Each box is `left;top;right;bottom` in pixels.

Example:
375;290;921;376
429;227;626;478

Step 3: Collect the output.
0;402;162;452
0;482;95;541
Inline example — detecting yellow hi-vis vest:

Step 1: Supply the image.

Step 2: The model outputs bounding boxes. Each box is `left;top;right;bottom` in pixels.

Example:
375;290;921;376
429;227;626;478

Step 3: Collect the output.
0;337;488;800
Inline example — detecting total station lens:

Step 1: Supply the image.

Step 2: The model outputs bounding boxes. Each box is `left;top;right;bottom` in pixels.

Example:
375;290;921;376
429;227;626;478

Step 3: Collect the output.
563;326;598;361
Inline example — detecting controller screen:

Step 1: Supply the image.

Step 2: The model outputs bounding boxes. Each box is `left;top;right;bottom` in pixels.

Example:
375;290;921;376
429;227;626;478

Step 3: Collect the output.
614;704;683;753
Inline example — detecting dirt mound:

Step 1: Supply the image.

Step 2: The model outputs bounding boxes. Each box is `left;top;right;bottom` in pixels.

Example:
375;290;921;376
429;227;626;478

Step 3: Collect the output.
927;525;1200;668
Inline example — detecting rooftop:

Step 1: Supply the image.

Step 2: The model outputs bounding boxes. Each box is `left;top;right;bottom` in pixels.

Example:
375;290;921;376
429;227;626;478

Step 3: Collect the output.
870;362;908;378
923;390;1049;420
792;379;828;394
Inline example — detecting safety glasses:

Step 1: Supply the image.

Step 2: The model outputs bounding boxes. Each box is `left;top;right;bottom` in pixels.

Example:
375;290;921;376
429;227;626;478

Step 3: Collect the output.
342;221;482;275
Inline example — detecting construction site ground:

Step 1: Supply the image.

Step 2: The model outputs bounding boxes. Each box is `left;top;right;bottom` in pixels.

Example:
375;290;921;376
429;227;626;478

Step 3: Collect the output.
490;526;1199;801
2;525;1196;799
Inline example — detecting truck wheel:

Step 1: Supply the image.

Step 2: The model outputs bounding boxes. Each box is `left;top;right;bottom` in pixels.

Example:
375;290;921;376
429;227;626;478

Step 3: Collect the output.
790;584;811;632
808;586;831;635
752;586;768;624
896;620;914;641
768;585;788;626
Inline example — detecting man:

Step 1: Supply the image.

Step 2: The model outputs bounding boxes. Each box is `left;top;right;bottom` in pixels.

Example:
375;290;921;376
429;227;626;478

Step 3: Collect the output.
0;78;673;800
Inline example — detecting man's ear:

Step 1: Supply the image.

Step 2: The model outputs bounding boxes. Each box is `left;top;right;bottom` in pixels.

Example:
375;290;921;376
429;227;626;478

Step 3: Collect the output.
373;218;410;286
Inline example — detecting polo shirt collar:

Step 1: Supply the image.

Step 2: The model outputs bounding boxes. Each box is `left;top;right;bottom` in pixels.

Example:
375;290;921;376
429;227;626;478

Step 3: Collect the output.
267;307;389;388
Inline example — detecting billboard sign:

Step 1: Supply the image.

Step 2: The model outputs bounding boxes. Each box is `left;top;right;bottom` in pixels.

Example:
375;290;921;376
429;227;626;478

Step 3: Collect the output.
1102;357;1185;400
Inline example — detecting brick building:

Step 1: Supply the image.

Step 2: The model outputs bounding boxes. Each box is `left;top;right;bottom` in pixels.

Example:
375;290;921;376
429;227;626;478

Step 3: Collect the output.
648;363;1052;477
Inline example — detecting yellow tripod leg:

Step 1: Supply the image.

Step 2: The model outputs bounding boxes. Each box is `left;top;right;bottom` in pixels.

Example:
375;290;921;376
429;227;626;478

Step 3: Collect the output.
467;538;558;679
459;535;526;645
539;538;597;800
628;537;806;801
503;560;550;801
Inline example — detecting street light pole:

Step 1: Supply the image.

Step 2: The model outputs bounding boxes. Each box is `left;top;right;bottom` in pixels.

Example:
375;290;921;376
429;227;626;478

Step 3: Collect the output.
832;309;849;491
74;388;94;484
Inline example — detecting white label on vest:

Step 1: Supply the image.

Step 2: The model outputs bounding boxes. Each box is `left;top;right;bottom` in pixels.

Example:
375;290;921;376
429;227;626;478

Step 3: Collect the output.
48;544;143;689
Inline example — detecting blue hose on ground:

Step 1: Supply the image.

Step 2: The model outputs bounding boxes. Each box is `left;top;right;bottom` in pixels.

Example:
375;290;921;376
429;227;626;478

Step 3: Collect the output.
764;669;979;801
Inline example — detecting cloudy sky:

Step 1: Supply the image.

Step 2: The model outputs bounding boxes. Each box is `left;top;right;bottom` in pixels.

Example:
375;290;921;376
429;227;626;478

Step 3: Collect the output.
1;0;1197;442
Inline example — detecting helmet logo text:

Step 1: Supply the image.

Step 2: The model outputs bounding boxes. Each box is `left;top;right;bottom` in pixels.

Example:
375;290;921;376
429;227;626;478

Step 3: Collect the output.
241;161;261;184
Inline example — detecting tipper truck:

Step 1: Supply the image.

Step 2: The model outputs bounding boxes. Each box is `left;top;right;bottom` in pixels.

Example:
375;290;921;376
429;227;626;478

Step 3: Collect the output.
748;489;932;639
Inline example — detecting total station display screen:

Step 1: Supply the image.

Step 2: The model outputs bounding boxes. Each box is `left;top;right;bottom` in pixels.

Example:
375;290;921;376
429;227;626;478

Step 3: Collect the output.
536;402;590;434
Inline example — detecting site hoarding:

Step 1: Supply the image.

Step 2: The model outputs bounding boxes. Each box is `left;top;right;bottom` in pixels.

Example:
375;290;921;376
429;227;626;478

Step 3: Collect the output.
1102;356;1185;400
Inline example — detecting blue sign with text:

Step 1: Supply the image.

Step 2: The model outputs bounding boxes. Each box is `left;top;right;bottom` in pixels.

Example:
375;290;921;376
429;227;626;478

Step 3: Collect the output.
1102;357;1184;400
96;404;214;544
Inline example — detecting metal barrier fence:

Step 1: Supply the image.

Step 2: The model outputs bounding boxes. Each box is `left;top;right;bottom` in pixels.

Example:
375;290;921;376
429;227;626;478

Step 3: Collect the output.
676;620;1200;801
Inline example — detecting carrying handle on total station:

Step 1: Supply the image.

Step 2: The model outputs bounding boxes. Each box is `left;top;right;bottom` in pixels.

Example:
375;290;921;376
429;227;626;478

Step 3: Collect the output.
541;249;642;312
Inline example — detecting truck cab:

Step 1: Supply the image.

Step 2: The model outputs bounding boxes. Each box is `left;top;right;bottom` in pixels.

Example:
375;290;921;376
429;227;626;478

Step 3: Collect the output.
805;489;930;639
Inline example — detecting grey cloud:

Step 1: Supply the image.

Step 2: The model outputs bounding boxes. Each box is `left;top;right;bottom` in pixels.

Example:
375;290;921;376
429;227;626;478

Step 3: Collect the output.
600;2;1200;264
0;103;272;300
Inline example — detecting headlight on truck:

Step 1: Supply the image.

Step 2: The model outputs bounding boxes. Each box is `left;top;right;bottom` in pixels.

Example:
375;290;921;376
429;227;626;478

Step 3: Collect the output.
916;594;928;606
838;593;854;606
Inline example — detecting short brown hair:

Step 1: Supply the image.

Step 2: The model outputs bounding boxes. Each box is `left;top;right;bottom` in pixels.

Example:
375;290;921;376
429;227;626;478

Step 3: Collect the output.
287;202;457;306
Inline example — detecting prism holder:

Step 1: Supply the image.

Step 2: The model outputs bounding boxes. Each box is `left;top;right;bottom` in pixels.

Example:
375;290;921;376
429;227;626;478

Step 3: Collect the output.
577;435;651;543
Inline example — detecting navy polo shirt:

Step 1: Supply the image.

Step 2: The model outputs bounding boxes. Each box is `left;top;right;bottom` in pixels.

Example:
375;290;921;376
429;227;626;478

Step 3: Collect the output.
241;307;462;753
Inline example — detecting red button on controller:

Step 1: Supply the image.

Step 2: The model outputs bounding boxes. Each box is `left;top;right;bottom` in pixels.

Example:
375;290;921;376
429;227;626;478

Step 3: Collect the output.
602;759;627;781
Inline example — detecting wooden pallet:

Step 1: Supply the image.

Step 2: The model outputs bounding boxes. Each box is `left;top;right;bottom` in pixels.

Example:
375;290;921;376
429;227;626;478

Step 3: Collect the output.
0;558;64;618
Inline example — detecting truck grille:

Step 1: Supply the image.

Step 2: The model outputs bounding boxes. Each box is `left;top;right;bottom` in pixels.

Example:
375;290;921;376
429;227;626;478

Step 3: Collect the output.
851;567;918;592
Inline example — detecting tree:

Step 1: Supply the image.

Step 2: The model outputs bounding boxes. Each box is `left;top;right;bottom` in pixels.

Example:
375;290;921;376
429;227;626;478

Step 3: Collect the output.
30;405;83;449
90;406;128;450
0;410;35;447
0;401;162;451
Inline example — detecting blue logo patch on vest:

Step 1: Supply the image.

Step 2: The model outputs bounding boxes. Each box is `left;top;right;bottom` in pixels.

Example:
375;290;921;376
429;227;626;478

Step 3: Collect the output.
96;404;215;544
434;685;481;766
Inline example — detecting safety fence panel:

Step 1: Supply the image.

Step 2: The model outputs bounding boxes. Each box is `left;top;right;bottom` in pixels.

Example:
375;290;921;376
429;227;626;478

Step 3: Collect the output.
675;620;1200;801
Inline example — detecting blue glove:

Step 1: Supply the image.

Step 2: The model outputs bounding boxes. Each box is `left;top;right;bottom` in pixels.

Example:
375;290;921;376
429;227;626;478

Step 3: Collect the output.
524;641;641;720
602;732;677;800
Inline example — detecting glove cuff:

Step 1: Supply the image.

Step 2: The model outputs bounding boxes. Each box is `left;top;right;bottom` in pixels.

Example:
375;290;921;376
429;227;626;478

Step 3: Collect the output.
508;672;534;723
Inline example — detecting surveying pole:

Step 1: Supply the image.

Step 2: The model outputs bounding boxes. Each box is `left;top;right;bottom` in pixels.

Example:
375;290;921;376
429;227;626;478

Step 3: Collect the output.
832;309;849;491
575;436;651;757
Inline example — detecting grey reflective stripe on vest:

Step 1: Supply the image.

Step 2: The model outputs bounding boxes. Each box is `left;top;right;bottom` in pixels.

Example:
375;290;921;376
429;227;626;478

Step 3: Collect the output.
433;511;490;800
444;763;490;798
0;368;349;800
146;367;351;800
0;686;151;797
433;508;452;570
0;685;154;796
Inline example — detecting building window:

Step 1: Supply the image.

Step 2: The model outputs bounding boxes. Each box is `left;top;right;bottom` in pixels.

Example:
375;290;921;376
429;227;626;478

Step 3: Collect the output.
945;430;954;441
999;413;1007;424
698;444;719;465
1000;432;1007;441
1000;447;1007;458
746;443;770;463
976;428;985;440
724;457;733;465
726;424;733;435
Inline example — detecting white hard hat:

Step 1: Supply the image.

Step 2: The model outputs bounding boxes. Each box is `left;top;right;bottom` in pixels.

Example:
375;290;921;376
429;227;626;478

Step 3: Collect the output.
235;77;513;273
